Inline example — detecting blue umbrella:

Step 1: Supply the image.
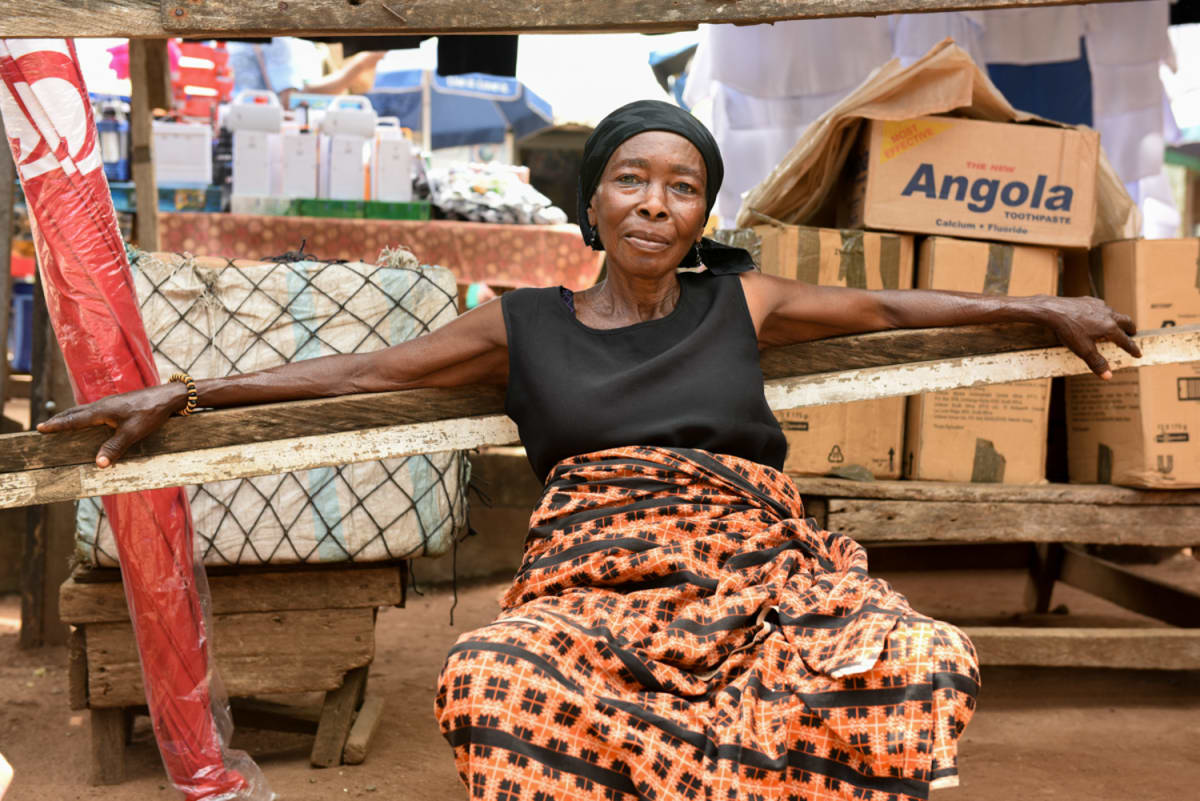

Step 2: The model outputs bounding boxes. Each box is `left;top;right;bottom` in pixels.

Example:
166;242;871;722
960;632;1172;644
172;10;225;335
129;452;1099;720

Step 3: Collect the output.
366;70;554;150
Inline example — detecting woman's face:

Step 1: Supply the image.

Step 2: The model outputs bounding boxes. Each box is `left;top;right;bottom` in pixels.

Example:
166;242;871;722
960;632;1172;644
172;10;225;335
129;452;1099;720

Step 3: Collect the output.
587;131;707;279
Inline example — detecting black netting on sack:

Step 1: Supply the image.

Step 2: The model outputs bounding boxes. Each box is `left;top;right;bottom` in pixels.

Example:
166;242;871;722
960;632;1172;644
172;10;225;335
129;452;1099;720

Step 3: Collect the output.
76;247;469;567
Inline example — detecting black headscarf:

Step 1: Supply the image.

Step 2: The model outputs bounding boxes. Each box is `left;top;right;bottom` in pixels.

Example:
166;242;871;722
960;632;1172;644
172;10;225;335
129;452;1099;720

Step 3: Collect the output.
577;100;755;275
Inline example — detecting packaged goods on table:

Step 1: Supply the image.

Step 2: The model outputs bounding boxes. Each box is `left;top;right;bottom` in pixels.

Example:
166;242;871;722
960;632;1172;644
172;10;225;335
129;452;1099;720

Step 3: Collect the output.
1066;239;1200;488
428;161;568;224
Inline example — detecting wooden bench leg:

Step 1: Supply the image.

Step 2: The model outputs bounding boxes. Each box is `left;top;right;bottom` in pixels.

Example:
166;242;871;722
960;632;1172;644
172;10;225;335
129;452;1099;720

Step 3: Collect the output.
342;694;385;765
89;707;126;785
1024;542;1064;613
311;665;369;768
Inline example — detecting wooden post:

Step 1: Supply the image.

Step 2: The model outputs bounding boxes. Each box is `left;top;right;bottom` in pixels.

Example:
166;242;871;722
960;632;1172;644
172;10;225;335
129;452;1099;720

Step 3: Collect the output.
19;274;74;647
128;39;169;252
0;114;13;414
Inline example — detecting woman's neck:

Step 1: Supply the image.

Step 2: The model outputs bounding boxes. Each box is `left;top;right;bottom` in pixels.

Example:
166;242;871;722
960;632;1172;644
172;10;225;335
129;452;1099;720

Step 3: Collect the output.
578;270;681;328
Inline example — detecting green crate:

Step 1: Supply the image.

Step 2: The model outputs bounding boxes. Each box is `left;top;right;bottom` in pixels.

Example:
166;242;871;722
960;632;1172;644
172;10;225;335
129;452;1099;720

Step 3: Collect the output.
294;198;365;218
364;200;431;221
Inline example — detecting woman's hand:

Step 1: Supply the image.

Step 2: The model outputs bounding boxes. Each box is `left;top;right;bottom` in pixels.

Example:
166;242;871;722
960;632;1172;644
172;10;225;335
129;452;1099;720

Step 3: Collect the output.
36;383;186;468
1027;294;1141;379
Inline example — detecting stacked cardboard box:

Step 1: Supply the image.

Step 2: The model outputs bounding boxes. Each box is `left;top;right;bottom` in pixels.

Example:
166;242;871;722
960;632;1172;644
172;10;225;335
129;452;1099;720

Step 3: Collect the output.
840;115;1098;249
1064;240;1200;488
905;237;1059;483
738;114;1106;484
751;224;913;479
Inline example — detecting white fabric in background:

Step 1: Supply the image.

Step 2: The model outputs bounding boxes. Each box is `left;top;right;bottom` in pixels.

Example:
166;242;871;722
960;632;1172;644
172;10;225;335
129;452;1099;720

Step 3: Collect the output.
710;82;858;225
1091;61;1171;117
890;12;986;68
1125;171;1180;240
1082;0;1171;67
691;19;892;99
977;7;1084;64
1084;0;1171;185
1097;104;1165;185
685;20;891;225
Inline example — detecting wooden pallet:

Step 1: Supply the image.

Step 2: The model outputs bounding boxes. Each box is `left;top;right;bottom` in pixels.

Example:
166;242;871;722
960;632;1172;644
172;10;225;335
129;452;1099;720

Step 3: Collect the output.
59;563;405;784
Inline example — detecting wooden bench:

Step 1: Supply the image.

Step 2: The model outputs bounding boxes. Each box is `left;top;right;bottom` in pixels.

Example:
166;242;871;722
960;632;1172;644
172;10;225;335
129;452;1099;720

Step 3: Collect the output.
792;476;1200;669
471;449;1200;669
58;563;403;784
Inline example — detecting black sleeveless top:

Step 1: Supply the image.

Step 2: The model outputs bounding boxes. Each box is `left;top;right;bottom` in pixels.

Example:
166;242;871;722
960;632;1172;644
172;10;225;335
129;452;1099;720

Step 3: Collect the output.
502;270;786;481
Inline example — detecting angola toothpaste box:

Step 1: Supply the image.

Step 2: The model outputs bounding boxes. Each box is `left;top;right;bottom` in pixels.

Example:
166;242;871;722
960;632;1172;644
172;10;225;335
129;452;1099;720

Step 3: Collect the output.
841;115;1099;249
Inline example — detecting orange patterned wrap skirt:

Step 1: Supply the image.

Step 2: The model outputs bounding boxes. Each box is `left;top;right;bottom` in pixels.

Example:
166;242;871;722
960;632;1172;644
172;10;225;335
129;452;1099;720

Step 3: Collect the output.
436;447;979;801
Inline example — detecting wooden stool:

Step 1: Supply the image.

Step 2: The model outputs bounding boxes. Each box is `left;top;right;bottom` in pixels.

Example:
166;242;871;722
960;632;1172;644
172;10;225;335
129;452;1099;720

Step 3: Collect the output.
59;563;404;784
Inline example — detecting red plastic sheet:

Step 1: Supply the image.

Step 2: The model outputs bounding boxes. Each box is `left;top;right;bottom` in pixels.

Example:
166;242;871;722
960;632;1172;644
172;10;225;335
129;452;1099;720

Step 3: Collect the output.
0;40;269;800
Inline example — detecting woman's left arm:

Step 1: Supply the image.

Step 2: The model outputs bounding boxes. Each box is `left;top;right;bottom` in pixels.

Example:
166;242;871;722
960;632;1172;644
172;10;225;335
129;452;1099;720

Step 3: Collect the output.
740;271;1141;379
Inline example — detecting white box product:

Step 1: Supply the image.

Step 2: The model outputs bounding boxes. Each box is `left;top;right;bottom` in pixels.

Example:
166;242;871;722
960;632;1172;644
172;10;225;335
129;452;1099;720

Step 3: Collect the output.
232;130;282;197
321;134;370;200
152;121;212;185
280;130;320;199
373;125;413;202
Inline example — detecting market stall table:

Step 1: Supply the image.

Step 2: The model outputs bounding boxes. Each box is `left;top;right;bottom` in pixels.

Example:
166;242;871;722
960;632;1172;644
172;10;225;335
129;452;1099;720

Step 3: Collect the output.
158;212;606;289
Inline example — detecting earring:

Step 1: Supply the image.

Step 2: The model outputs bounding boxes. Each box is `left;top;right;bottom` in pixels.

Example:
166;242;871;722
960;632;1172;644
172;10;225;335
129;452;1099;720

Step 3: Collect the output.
683;241;702;267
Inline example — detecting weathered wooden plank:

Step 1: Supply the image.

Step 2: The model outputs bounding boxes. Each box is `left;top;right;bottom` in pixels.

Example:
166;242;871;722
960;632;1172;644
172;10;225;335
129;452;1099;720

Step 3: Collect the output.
759;322;1058;379
0;114;13;418
89;707;126;785
0;383;507;475
68;626;88;710
160;0;1121;37
129;39;163;252
311;664;368;768
763;327;1200;411
1057;546;1200;628
0;0;1129;38
60;565;404;624
964;627;1200;670
827;499;1200;546
0;325;1060;475
0;2;160;38
342;693;385;765
85;607;375;708
0;413;519;509
787;476;1200;506
2;326;1197;510
0;324;1186;476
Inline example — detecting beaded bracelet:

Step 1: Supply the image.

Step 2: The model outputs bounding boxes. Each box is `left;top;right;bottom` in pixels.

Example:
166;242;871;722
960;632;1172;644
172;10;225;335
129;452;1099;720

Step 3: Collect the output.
168;372;198;416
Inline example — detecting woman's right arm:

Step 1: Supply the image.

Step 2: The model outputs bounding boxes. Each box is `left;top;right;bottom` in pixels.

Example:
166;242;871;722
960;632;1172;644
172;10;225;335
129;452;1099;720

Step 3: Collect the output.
37;296;509;467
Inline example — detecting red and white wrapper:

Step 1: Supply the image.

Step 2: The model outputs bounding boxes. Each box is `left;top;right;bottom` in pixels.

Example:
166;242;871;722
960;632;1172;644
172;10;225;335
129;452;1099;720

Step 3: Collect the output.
0;39;270;801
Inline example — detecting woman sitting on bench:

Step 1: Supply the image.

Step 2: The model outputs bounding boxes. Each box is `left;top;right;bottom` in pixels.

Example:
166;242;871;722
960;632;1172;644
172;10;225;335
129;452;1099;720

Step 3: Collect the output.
41;100;1139;801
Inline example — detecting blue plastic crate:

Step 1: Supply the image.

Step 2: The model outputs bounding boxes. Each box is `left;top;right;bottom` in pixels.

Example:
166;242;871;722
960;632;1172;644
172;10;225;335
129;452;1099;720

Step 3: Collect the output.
8;281;33;373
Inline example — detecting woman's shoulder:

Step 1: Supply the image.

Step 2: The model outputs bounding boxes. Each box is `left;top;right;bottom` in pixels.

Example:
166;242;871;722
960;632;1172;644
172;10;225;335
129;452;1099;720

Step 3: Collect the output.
500;285;565;323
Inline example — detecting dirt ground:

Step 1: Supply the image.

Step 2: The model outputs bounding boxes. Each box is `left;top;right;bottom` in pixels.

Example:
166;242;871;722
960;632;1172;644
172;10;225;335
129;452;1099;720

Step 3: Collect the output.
2;563;1199;801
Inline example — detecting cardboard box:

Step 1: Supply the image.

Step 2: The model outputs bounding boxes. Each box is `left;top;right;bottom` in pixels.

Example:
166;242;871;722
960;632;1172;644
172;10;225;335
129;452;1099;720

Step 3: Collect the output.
1065;239;1200;488
153;121;213;185
905;236;1059;483
841;116;1098;249
749;224;914;478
